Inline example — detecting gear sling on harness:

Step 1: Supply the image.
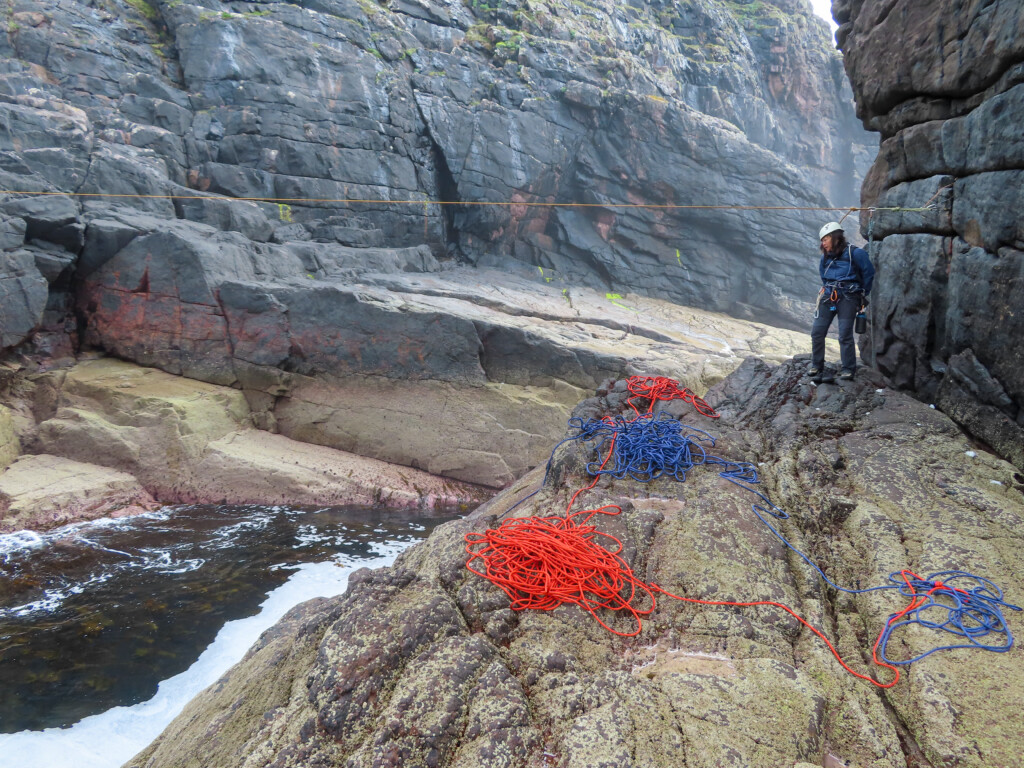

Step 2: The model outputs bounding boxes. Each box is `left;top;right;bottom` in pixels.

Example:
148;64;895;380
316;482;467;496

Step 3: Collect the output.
815;244;863;318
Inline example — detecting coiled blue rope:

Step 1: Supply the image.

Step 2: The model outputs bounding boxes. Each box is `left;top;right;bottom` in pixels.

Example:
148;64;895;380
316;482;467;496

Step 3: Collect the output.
556;414;1020;663
875;570;1019;664
569;414;714;482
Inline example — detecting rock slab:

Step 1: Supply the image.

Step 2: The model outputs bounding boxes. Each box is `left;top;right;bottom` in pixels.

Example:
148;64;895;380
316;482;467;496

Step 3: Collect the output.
0;358;489;532
838;0;1024;471
127;359;1024;768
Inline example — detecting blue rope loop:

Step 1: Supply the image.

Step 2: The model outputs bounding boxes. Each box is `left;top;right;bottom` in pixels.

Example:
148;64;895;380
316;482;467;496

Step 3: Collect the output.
567;414;716;483
876;571;1022;665
558;414;1021;665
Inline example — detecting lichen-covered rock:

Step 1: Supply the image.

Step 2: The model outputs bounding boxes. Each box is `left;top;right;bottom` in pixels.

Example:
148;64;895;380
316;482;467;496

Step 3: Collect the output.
837;0;1024;471
0;403;19;471
127;359;1024;768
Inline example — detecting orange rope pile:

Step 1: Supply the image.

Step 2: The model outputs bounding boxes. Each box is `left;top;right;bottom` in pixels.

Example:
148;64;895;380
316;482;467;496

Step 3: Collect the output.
625;375;719;418
466;503;901;686
465;506;656;637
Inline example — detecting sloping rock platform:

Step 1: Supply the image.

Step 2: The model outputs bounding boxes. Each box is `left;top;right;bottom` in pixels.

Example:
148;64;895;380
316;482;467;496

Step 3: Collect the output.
0;357;489;532
0;454;157;532
128;359;1024;768
78;241;814;487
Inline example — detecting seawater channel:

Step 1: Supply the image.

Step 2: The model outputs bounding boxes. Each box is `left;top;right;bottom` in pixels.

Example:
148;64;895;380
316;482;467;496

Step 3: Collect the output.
0;503;465;768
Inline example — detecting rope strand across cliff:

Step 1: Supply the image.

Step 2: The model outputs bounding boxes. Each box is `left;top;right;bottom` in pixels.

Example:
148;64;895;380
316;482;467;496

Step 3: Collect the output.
0;188;944;216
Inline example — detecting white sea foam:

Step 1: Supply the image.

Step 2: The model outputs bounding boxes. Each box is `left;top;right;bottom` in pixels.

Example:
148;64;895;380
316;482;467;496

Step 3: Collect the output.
0;544;409;768
1;570;115;619
0;529;46;557
0;511;175;560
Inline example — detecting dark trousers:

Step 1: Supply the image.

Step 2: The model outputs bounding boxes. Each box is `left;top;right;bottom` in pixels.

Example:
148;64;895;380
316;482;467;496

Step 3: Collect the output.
811;293;859;372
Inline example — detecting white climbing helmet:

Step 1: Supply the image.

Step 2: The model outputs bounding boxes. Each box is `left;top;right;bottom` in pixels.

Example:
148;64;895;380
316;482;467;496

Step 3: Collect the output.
818;221;844;240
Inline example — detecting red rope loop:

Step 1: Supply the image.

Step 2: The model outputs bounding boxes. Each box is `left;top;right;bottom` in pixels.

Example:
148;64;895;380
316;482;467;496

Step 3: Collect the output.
465;506;656;637
465;505;901;687
625;375;719;419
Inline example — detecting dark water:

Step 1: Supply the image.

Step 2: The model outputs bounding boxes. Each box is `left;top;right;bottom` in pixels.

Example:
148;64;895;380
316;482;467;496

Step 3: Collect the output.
0;504;460;734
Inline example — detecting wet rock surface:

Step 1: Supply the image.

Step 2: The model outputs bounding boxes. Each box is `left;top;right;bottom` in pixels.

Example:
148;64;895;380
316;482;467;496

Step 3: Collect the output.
837;0;1024;471
128;359;1024;768
0;357;489;531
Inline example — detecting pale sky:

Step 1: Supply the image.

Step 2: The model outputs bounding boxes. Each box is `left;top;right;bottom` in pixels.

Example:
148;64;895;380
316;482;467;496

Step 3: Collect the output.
809;0;839;30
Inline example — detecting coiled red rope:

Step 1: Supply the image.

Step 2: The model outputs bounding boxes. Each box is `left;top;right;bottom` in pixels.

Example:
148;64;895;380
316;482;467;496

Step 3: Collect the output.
465;505;901;686
465;375;908;687
625;375;719;419
465;506;656;636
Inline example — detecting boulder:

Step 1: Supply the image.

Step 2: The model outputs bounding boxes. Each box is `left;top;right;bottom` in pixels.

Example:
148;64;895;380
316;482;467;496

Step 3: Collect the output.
127;358;1024;768
33;357;252;500
0;454;157;533
29;357;487;517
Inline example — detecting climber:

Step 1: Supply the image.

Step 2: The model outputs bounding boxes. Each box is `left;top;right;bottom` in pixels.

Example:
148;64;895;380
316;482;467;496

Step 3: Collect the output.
809;221;875;381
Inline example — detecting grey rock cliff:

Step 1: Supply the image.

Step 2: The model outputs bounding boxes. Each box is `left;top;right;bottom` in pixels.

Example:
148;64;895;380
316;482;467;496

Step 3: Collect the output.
0;0;868;360
0;0;876;487
834;0;1024;471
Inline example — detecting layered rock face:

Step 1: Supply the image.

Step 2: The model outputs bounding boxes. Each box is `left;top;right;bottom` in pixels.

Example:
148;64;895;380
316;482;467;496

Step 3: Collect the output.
128;360;1024;768
76;231;815;486
0;0;868;358
0;0;872;489
1;265;815;501
0;357;489;531
835;0;1024;470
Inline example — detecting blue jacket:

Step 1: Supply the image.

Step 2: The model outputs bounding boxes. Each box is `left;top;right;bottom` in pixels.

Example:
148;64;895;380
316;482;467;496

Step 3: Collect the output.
820;244;874;295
